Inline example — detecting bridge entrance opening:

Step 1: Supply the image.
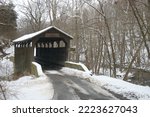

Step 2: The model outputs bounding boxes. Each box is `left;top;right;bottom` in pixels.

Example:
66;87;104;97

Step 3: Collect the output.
35;37;67;69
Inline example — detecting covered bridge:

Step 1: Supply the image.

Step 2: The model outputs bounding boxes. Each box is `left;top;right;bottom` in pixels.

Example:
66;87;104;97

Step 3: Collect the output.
13;26;73;74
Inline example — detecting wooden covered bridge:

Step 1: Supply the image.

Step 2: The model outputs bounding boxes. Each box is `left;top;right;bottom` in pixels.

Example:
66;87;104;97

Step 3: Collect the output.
13;26;73;74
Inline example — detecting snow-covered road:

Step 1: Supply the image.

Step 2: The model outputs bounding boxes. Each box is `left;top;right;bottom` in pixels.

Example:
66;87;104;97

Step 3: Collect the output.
45;70;117;100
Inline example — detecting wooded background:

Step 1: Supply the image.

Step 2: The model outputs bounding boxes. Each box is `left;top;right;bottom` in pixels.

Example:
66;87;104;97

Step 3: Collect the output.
0;0;150;80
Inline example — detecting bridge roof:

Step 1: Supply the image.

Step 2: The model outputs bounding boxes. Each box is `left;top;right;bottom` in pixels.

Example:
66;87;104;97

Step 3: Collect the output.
13;26;73;43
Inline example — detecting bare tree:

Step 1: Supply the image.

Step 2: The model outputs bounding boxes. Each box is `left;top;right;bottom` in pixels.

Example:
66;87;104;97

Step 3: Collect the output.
20;0;47;32
84;0;117;77
45;0;56;25
0;82;6;100
123;0;150;80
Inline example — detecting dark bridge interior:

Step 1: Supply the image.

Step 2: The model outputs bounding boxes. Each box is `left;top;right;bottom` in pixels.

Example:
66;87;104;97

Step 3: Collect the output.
35;37;68;69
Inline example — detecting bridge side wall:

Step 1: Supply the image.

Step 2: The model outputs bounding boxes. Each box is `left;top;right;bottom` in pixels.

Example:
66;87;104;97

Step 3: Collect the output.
14;45;33;74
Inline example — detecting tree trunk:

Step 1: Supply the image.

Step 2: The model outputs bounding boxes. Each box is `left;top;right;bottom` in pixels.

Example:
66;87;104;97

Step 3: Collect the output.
128;0;150;59
104;39;112;77
123;41;144;81
103;13;116;78
0;83;6;100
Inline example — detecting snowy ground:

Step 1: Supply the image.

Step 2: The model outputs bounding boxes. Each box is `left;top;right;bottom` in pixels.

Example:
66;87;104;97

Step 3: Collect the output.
0;46;14;78
60;67;150;100
0;46;54;100
0;46;150;100
0;59;13;78
6;75;54;100
1;60;150;100
0;61;54;100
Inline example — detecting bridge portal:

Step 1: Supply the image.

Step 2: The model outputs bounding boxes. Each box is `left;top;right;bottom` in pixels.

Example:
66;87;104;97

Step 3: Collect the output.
13;26;73;74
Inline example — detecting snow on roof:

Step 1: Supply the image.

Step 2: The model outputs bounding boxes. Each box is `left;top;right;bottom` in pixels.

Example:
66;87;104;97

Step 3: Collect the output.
13;26;73;43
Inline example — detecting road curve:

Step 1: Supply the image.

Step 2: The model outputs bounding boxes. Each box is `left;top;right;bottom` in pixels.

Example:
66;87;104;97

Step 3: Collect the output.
45;70;117;100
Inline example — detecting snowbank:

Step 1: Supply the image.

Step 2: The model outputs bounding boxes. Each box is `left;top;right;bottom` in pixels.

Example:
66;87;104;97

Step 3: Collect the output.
60;67;91;79
0;46;14;78
93;75;150;100
7;62;54;100
32;62;45;77
61;67;150;100
0;60;54;100
0;58;13;77
65;61;92;75
4;46;14;57
6;76;54;100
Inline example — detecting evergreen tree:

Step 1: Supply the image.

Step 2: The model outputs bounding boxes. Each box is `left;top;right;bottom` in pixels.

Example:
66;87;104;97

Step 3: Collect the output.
0;3;17;40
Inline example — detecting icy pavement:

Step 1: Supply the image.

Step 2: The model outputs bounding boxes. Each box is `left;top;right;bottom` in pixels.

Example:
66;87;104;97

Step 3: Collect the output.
45;70;117;100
